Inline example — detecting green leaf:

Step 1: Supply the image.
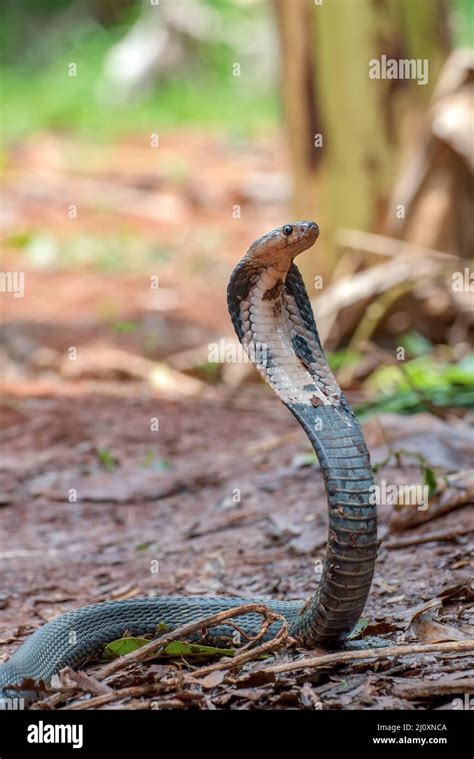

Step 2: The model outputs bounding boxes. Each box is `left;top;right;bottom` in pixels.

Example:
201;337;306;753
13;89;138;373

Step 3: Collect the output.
112;320;137;334
135;541;157;552
103;635;234;661
96;448;118;472
328;349;362;372
358;352;474;419
103;637;150;659
196;362;222;382
162;641;235;658
347;617;371;640
400;332;432;358
4;231;33;249
423;466;438;497
141;451;170;471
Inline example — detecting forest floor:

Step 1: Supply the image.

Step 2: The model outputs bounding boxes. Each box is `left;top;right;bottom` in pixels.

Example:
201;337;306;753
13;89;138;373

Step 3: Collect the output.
1;132;473;710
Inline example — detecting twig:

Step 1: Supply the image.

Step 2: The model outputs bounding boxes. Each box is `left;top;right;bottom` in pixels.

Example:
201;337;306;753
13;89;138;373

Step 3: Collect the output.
60;606;287;708
95;603;282;681
185;615;288;681
261;639;474;676
64;620;287;708
385;525;474;549
63;683;175;710
336;229;457;262
60;667;113;695
30;689;77;710
391;469;474;531
392;677;474;699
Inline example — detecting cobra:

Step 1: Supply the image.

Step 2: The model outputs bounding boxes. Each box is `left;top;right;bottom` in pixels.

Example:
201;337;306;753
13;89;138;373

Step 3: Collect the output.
0;221;377;701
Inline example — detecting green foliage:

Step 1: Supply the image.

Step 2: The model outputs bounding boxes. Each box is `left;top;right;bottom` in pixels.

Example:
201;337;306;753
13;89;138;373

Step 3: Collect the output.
327;348;363;372
454;0;474;47
399;331;432;358
16;230;170;273
141;451;170;471
195;361;222;383
347;617;371;640
134;541;158;552
371;447;440;496
96;447;119;472
111;321;137;334
423;464;438;497
357;353;474;417
0;1;277;141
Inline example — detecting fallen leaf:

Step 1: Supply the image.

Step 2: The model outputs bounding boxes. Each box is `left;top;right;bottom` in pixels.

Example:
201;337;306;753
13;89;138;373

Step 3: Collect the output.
404;598;442;625
412;619;469;643
299;682;323;708
196;670;226;689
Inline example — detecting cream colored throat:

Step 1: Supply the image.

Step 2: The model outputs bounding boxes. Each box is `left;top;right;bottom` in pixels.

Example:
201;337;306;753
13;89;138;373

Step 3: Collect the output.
239;265;341;408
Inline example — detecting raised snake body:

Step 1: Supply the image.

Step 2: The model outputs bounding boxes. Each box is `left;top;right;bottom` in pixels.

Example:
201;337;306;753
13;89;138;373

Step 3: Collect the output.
0;221;377;702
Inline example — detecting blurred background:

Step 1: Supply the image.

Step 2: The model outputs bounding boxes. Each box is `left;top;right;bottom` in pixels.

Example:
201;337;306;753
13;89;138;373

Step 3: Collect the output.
1;0;473;415
1;3;474;709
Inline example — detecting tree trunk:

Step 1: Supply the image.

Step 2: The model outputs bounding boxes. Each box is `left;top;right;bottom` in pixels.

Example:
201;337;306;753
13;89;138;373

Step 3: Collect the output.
273;0;451;284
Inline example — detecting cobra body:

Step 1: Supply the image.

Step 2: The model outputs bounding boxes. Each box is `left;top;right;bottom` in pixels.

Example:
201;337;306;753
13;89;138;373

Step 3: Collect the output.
0;221;377;701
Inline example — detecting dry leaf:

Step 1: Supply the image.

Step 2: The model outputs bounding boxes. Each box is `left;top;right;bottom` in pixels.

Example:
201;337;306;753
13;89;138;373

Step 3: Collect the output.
196;670;226;689
412;619;469;643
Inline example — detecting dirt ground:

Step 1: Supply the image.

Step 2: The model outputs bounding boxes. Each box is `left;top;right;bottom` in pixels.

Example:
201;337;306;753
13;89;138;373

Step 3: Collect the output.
0;382;473;710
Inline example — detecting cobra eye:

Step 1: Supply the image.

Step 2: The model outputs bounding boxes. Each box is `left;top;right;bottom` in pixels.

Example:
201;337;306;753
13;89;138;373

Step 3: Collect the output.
283;224;293;236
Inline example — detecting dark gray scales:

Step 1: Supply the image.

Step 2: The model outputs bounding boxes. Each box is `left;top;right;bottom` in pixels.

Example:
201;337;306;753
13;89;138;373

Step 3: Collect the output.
291;334;315;369
285;263;324;348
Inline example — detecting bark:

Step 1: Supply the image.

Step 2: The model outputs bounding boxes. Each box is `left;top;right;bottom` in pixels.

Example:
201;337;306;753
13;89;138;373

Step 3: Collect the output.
273;0;451;283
